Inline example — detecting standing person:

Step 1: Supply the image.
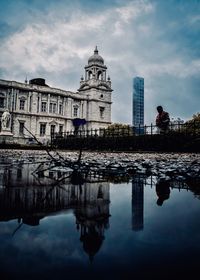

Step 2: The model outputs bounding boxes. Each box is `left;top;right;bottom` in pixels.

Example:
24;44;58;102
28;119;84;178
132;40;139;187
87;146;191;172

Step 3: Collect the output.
156;106;170;134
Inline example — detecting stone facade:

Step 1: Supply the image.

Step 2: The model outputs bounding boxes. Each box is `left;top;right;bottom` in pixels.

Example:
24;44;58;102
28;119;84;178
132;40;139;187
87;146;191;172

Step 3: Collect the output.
0;47;112;144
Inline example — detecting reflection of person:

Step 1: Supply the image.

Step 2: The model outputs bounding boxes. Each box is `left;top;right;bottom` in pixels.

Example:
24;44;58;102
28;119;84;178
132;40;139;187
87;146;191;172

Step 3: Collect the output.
156;180;170;206
156;106;170;134
1;109;11;130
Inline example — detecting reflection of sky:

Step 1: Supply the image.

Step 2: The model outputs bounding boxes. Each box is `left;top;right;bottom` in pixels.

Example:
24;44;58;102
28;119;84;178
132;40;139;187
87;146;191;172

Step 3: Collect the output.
1;182;200;279
0;212;86;278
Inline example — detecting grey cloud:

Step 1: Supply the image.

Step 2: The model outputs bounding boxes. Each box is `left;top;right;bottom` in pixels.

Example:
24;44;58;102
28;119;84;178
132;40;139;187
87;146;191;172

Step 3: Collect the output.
0;0;199;124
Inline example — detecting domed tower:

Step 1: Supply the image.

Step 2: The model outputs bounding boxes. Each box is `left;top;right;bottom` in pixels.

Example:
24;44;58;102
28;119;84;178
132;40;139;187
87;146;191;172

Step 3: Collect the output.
78;47;112;130
87;46;106;80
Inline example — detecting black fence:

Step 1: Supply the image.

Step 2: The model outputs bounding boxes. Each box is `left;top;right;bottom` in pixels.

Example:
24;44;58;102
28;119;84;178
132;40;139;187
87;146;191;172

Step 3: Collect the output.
53;121;200;139
52;121;200;152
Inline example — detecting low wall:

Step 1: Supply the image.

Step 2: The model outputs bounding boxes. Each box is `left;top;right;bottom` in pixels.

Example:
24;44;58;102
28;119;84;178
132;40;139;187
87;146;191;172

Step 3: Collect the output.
53;133;200;152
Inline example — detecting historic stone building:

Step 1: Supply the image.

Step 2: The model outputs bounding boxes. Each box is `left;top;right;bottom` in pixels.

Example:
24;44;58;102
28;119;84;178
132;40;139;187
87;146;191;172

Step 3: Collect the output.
0;47;112;144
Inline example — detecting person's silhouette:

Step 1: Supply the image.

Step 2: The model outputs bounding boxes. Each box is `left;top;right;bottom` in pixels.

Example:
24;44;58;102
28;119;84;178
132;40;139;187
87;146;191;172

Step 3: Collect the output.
156;180;170;206
156;106;170;134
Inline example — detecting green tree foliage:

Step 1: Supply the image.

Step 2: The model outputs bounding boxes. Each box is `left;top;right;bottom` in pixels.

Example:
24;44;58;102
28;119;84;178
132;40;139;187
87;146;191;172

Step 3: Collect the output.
187;113;200;123
104;123;134;136
183;112;200;135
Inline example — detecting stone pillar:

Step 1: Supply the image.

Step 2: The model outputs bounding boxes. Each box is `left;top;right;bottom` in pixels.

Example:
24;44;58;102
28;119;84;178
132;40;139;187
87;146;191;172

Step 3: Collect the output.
47;93;50;114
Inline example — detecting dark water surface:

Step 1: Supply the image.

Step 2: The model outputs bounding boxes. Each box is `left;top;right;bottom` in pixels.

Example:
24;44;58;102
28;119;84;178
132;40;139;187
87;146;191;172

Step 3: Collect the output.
0;159;200;280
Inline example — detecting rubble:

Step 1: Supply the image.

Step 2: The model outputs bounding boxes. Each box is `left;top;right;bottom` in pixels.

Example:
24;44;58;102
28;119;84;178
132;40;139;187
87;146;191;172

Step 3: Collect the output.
0;150;200;182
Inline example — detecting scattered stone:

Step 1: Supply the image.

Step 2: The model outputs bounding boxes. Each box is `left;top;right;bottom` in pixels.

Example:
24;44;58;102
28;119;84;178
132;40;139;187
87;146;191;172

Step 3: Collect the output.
0;150;200;183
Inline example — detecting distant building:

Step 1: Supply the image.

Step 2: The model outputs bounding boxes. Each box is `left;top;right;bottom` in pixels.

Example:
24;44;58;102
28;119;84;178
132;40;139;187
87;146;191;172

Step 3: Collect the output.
0;47;112;144
132;77;144;130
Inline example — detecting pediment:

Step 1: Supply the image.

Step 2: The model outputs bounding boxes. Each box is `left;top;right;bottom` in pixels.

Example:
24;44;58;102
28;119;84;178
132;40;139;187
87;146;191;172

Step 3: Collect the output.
49;120;58;125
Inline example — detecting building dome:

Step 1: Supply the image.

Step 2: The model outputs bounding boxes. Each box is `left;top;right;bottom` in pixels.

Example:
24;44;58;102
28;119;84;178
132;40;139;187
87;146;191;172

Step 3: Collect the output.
88;46;104;65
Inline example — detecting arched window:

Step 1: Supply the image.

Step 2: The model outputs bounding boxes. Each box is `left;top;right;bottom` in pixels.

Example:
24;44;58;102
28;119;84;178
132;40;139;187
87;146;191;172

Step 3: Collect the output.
88;71;93;79
99;106;105;118
98;71;102;80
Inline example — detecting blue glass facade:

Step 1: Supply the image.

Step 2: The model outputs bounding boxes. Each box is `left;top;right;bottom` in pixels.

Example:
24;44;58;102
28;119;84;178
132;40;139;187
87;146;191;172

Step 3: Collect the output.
132;77;144;127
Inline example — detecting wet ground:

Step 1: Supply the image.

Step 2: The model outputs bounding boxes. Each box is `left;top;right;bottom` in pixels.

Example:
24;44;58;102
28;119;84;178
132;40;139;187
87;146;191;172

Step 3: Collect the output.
0;150;200;280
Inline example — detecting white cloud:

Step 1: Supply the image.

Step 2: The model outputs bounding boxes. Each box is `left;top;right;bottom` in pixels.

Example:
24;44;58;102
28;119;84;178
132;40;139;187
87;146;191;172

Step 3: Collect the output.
189;14;200;25
138;59;200;79
0;0;155;76
115;0;154;23
0;10;110;73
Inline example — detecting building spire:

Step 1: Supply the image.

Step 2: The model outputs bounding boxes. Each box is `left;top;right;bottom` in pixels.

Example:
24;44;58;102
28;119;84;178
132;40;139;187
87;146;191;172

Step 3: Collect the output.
94;46;98;54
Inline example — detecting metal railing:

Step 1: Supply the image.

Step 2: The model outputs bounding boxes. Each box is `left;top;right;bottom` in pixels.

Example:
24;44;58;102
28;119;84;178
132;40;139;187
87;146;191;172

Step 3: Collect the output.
52;121;200;140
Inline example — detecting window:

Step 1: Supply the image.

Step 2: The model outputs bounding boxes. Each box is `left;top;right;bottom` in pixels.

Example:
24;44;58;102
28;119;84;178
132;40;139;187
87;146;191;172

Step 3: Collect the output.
88;71;92;79
41;102;47;112
98;72;102;80
49;171;54;178
40;124;46;136
59;125;63;134
50;125;55;136
29;95;32;112
73;106;78;117
20;100;25;110
99;107;105;118
17;168;22;179
0;97;5;108
97;185;103;199
59;103;63;115
49;102;56;113
19;122;24;135
38;170;44;178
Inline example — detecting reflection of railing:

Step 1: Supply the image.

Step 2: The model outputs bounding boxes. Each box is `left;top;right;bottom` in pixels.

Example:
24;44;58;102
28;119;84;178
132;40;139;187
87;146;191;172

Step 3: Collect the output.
143;176;192;190
52;121;200;139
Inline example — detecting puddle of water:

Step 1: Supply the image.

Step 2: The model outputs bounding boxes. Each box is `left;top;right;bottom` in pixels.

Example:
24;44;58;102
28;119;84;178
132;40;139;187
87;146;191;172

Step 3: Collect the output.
0;159;200;280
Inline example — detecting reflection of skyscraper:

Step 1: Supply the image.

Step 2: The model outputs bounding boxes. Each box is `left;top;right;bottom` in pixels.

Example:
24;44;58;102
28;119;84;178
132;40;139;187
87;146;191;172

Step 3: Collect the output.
132;176;144;231
132;77;144;130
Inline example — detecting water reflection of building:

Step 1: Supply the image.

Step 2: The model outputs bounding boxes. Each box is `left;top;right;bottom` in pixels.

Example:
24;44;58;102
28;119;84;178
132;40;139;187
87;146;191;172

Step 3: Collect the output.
0;169;110;225
0;162;110;260
132;176;144;231
0;162;61;188
75;183;110;261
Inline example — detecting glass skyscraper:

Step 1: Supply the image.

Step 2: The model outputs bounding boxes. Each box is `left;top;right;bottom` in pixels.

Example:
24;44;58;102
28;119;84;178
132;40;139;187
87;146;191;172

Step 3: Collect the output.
132;77;144;128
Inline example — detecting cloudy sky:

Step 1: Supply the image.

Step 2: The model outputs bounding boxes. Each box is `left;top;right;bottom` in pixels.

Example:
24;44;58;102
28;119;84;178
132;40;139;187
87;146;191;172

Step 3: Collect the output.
0;0;199;124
